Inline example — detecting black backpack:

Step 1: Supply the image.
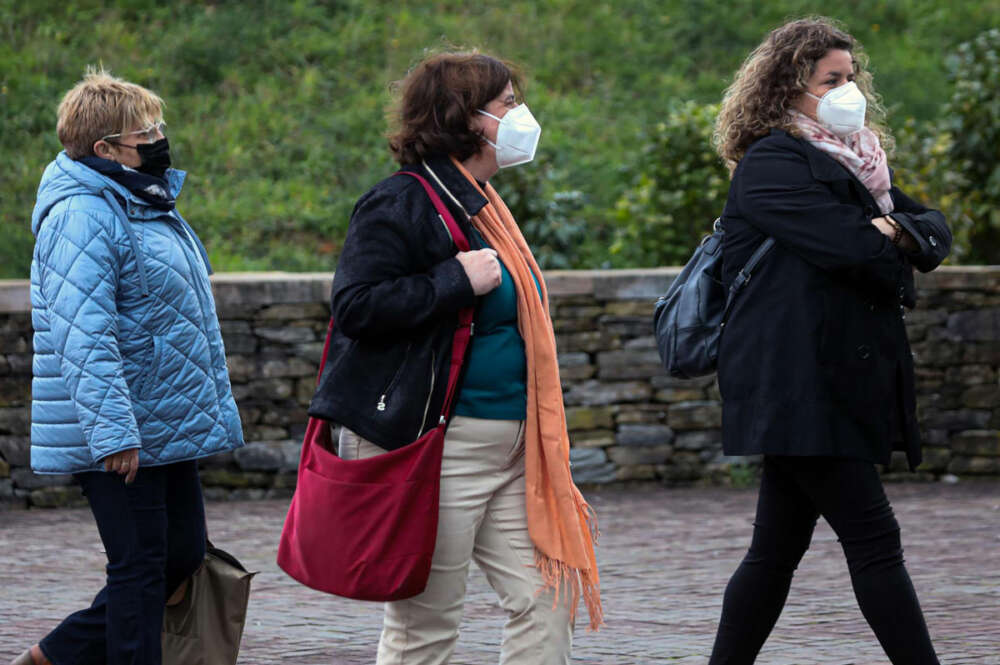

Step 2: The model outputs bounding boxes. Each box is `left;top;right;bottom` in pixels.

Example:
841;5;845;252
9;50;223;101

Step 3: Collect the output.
653;219;774;379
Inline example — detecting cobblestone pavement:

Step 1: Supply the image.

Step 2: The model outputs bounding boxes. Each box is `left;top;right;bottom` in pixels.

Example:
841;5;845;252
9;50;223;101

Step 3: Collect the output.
2;481;998;664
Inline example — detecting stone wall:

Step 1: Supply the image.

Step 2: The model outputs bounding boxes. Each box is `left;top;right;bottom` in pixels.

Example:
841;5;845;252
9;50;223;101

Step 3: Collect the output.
0;267;997;508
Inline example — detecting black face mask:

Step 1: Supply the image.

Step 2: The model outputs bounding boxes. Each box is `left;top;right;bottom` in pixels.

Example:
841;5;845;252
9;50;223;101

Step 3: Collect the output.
135;137;172;178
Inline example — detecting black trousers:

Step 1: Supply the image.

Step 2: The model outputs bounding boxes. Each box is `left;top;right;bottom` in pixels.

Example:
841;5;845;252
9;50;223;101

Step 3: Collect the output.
40;461;206;665
709;455;939;665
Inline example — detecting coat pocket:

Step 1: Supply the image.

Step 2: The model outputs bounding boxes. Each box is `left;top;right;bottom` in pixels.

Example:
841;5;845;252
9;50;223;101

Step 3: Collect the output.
134;335;164;400
376;343;412;414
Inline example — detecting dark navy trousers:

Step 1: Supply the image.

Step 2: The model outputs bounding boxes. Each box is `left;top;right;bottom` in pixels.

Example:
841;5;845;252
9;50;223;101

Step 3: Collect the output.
40;460;205;665
709;455;939;665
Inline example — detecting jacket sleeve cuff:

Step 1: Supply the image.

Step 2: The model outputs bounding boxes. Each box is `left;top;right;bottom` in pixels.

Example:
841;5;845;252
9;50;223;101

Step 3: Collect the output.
93;443;142;464
888;212;949;272
429;256;477;312
889;212;929;256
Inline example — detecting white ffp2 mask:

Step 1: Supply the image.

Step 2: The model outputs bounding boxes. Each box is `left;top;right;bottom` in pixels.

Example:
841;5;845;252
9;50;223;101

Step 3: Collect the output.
478;104;541;168
807;81;867;137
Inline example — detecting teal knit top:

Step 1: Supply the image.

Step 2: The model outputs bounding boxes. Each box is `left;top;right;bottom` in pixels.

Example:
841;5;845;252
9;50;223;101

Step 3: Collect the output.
455;228;542;420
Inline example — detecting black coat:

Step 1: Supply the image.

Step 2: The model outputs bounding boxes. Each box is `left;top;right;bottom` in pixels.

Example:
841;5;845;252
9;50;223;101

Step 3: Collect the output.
308;157;489;449
718;129;951;469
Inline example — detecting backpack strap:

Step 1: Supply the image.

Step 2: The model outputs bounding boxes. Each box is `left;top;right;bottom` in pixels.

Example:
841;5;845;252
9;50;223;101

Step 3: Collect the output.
721;237;775;325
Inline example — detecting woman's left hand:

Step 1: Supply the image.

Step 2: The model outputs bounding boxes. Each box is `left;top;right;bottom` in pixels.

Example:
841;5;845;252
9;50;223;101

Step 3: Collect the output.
104;448;140;484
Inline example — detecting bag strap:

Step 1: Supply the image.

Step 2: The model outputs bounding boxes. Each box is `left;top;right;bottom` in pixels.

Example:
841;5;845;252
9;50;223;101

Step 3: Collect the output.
395;170;471;252
721;237;775;325
314;318;336;385
393;170;474;424
311;171;475;427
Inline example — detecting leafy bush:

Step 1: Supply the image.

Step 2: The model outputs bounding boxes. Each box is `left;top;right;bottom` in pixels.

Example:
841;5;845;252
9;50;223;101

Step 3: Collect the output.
893;28;1000;264
942;28;1000;263
609;102;727;267
2;1;998;277
892;120;966;258
492;151;592;270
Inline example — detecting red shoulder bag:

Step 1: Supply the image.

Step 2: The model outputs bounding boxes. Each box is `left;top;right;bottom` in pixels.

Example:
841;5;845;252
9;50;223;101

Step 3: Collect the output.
277;171;473;601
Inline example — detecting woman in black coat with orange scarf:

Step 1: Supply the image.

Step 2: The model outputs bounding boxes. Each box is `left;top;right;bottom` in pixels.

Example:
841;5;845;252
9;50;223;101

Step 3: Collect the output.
708;17;950;665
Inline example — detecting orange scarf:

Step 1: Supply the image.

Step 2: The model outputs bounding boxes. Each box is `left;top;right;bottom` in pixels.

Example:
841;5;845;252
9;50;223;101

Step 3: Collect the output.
449;157;603;630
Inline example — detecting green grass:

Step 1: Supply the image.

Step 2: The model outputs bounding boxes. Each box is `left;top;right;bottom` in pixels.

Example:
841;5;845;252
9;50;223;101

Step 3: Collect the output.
2;0;997;277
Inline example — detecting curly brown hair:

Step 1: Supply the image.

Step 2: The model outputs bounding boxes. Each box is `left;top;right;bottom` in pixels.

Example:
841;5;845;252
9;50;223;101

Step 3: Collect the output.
387;50;522;165
714;16;892;173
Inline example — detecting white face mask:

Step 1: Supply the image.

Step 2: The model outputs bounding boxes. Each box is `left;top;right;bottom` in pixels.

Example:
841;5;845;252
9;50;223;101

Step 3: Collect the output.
478;104;541;168
807;81;867;137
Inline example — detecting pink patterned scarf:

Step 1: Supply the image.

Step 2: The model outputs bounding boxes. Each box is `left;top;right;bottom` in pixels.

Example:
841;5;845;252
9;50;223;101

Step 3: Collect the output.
789;109;893;214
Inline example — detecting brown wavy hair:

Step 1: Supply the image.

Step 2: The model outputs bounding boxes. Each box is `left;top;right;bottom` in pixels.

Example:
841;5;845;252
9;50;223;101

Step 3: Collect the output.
714;17;893;173
387;50;522;165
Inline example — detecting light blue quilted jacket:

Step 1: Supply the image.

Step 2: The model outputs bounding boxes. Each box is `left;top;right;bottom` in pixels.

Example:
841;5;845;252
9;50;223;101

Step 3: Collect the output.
29;152;244;474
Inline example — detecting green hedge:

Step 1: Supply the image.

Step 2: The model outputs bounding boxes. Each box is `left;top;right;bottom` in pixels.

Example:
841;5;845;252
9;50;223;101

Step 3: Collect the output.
2;1;998;277
893;28;1000;265
609;102;727;268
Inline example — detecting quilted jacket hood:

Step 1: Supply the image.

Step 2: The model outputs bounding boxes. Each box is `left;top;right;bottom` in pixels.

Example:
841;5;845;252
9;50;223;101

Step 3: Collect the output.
32;151;186;236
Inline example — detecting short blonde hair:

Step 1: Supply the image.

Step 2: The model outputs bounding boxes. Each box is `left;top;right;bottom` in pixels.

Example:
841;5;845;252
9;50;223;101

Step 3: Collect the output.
57;66;164;159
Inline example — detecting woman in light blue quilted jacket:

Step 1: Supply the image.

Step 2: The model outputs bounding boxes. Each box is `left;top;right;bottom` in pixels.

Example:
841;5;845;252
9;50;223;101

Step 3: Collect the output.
13;68;244;665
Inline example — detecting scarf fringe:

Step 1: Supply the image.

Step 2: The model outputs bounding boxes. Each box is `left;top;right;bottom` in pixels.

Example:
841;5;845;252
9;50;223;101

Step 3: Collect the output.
534;499;604;631
582;496;601;545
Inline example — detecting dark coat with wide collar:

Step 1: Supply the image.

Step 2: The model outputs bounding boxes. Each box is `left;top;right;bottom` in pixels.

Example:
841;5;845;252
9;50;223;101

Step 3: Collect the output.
309;157;489;449
718;129;951;469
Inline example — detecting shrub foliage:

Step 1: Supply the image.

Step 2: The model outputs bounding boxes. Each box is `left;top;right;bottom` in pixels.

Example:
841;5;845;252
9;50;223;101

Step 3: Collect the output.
610;102;727;267
894;28;1000;264
1;2;998;277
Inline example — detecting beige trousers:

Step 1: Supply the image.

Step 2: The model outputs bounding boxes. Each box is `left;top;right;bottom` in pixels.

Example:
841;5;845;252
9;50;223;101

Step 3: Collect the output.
338;416;573;665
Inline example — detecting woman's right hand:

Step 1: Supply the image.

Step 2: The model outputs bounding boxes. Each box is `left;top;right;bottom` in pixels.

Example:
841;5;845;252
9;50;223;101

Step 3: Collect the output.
103;447;139;484
456;249;502;295
872;216;918;252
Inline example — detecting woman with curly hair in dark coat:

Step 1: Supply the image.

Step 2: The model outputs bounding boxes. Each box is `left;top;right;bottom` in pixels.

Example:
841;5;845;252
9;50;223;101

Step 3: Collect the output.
708;17;949;665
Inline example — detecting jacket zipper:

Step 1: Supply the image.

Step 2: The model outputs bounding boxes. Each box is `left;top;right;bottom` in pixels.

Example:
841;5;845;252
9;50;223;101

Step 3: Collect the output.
417;349;437;437
377;343;411;412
